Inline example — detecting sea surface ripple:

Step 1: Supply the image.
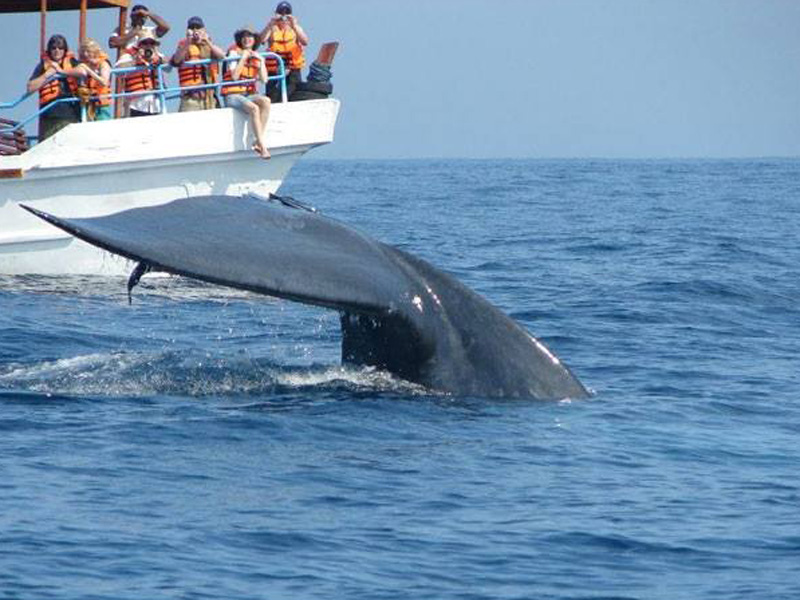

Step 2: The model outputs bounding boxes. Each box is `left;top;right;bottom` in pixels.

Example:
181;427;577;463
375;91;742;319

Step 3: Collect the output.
1;159;799;599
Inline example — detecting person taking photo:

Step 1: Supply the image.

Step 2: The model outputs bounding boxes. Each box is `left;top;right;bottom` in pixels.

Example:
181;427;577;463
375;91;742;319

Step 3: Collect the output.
259;1;308;102
109;3;170;65
171;16;225;112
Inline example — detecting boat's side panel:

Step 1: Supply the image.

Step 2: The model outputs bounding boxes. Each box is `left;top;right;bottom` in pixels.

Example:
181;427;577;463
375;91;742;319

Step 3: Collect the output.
0;99;340;275
0;149;307;275
7;99;339;172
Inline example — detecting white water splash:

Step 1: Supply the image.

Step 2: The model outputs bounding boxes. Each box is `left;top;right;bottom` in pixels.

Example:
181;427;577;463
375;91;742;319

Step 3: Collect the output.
0;351;425;398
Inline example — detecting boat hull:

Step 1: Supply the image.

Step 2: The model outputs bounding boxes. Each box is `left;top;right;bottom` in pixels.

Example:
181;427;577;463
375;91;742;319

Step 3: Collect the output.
0;98;339;275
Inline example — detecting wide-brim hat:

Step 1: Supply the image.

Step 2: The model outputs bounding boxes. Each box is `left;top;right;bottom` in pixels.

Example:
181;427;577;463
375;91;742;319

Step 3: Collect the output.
235;24;258;37
136;34;160;46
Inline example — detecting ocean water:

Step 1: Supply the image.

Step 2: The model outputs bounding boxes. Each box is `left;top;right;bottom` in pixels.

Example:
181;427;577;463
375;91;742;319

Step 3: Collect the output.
1;159;799;599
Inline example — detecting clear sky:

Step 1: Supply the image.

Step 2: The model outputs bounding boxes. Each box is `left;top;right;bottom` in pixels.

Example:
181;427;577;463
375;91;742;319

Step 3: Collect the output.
2;0;799;159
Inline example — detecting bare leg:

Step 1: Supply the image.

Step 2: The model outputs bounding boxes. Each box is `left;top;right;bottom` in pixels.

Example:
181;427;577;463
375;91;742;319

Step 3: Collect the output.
242;100;269;159
254;96;271;158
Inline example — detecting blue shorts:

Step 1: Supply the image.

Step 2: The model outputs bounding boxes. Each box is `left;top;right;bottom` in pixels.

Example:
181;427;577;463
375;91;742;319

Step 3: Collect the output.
224;93;263;111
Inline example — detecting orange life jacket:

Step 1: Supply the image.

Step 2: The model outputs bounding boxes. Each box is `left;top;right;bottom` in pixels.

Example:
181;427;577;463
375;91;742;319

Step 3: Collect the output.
82;54;112;107
266;25;305;73
222;48;261;96
38;52;79;107
176;40;219;89
124;56;161;94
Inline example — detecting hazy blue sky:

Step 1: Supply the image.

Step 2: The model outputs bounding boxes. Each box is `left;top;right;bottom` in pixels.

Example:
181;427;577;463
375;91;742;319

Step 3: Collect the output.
2;0;798;158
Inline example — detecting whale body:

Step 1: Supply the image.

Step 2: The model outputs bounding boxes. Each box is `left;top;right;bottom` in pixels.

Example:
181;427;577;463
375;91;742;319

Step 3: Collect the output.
24;195;589;399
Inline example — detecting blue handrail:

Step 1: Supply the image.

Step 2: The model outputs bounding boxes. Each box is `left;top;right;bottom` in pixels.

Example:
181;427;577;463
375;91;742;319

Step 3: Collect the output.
0;51;288;140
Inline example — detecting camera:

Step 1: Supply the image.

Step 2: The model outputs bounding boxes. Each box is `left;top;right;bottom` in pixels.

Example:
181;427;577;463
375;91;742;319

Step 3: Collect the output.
143;48;154;60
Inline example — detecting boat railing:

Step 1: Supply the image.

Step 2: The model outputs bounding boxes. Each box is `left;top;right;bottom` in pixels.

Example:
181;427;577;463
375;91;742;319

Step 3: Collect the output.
0;51;288;145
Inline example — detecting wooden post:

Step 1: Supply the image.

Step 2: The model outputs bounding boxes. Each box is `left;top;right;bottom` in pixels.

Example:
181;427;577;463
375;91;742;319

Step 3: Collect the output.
40;0;47;55
79;0;88;44
117;6;129;56
114;6;129;118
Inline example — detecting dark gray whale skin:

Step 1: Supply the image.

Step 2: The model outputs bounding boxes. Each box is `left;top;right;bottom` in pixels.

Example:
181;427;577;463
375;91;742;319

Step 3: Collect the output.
23;195;589;400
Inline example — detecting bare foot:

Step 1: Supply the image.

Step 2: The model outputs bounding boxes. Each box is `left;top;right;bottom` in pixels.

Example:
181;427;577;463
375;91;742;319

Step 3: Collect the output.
252;142;270;160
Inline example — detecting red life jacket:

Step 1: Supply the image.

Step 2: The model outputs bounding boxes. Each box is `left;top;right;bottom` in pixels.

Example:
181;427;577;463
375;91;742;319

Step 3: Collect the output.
266;26;305;74
176;40;218;89
222;48;261;96
38;52;79;107
124;56;161;94
82;53;112;107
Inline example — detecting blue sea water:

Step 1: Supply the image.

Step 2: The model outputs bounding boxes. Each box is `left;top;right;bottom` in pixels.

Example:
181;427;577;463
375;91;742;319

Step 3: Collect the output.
1;159;799;599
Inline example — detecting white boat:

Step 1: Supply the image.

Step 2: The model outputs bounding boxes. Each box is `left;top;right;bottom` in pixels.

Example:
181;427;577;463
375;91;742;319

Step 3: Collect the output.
0;0;339;276
0;100;340;275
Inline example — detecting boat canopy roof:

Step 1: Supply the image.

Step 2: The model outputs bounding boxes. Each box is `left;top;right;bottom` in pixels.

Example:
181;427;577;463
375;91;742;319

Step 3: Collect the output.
0;0;128;13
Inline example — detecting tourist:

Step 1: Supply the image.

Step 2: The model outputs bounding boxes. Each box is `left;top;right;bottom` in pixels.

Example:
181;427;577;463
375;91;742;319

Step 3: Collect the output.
170;16;225;112
108;4;170;62
259;1;308;102
27;34;80;140
68;38;113;121
222;26;271;159
122;35;164;117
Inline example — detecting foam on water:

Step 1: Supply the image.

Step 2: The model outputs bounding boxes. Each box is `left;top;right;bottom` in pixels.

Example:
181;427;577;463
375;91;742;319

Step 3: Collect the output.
0;350;423;398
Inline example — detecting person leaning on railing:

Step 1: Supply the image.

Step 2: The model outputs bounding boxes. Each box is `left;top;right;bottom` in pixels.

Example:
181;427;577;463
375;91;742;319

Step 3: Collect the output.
170;16;225;112
259;1;308;103
64;38;113;122
222;26;271;159
26;34;81;141
121;35;164;117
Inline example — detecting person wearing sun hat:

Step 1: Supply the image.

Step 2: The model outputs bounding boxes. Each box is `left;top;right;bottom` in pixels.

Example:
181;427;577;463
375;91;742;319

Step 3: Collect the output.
259;1;309;102
221;25;271;159
121;34;165;117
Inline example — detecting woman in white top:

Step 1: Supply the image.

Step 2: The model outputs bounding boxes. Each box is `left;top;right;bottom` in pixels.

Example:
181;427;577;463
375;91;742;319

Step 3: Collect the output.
222;26;271;159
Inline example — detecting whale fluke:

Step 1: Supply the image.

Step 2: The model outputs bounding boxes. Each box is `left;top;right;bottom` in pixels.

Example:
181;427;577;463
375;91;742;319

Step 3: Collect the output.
22;195;589;399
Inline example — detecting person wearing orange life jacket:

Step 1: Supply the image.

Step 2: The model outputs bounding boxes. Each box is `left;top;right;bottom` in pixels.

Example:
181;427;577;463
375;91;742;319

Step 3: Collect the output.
259;1;308;103
122;35;164;117
64;38;113;121
170;16;225;112
27;34;80;141
222;26;271;159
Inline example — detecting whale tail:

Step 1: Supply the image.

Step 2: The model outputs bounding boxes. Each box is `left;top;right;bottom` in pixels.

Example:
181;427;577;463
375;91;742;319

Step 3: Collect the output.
22;195;588;399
